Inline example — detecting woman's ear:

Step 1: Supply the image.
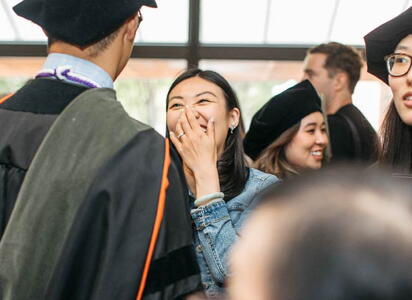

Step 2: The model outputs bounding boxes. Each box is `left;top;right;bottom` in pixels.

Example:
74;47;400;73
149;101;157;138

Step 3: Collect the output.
229;107;241;128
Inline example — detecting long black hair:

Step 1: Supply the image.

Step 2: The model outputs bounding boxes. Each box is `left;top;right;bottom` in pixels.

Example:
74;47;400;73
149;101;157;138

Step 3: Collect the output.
166;69;248;201
380;101;412;173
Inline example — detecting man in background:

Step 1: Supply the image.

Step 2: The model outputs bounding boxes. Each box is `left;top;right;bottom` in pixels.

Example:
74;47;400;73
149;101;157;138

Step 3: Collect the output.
303;42;378;164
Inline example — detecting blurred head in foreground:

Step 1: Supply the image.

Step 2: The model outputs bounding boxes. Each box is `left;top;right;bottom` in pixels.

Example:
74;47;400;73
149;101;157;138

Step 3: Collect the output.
229;167;412;300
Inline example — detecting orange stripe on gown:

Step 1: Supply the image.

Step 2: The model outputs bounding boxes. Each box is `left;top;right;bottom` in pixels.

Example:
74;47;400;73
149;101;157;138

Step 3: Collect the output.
136;138;171;300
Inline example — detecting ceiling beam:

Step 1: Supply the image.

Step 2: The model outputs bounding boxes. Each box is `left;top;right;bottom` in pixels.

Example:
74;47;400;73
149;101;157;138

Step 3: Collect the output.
0;42;365;62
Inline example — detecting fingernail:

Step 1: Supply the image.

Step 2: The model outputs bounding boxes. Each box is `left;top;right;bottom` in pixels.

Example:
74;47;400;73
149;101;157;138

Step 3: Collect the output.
210;117;214;123
170;131;174;136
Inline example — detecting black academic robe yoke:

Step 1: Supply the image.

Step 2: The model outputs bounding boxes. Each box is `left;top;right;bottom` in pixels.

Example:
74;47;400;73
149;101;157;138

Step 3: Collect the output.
0;79;87;236
0;79;200;300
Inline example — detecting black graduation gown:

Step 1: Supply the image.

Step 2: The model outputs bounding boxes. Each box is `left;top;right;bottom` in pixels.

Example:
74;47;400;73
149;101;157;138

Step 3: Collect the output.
0;79;87;237
328;104;379;165
0;79;200;300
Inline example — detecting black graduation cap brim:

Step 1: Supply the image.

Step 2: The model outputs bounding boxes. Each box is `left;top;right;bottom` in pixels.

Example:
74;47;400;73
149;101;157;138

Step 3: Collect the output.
244;80;322;161
364;6;412;85
13;0;157;47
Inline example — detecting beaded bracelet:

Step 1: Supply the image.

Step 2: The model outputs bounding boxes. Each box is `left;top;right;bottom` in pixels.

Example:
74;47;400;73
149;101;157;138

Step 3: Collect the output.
194;192;224;207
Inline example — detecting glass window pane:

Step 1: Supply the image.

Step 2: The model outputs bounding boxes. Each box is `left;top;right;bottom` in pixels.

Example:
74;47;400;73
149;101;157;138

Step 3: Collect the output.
330;0;406;45
200;60;302;128
7;0;46;41
0;57;390;133
267;0;336;44
0;57;186;136
136;0;188;43
353;81;383;131
3;0;188;43
199;59;386;130
201;0;268;44
13;17;47;41
0;5;17;41
0;57;44;79
116;59;187;135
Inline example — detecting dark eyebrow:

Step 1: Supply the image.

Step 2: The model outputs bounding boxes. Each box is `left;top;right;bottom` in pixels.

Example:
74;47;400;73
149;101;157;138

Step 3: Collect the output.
195;91;217;98
395;45;410;51
304;122;325;128
304;122;317;127
168;96;183;102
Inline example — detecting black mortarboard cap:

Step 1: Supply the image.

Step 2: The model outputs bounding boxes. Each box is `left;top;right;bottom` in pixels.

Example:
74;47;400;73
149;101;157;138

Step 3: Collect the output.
244;80;322;161
13;0;157;47
364;6;412;85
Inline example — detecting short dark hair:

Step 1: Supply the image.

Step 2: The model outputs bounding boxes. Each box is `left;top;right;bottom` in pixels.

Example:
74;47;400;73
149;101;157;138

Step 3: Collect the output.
308;42;363;94
47;27;120;57
166;69;248;201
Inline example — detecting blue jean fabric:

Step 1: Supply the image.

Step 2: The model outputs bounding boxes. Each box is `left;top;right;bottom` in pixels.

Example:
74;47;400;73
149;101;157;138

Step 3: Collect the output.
190;168;279;297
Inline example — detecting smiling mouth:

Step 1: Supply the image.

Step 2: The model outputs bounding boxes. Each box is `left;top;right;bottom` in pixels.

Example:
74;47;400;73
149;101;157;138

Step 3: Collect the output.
310;151;323;157
402;95;412;108
403;92;412;101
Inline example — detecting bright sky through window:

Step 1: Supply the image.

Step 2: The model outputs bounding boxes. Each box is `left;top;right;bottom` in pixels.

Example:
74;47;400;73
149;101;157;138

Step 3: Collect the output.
2;0;412;45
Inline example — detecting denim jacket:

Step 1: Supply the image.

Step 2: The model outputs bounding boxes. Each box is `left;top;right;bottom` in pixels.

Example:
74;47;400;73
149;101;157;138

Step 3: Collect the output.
190;168;279;297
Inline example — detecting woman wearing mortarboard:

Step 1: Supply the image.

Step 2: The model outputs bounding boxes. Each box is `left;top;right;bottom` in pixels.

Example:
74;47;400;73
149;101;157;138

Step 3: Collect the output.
165;69;279;298
364;7;412;174
244;80;329;179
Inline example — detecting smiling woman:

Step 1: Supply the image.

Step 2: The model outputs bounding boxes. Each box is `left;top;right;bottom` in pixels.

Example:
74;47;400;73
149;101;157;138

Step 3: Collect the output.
284;112;328;171
165;68;279;297
244;80;329;179
167;76;239;162
364;7;412;173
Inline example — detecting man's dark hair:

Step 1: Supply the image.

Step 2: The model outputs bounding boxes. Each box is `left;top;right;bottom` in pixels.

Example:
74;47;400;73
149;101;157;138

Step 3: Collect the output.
47;27;120;57
309;42;363;94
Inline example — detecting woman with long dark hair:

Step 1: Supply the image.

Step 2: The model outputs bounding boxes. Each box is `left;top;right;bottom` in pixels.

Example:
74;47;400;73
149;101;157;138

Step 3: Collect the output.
364;7;412;173
166;69;278;297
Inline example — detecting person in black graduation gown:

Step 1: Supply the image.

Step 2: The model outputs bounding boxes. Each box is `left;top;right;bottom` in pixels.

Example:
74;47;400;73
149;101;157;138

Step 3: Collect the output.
0;0;200;299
